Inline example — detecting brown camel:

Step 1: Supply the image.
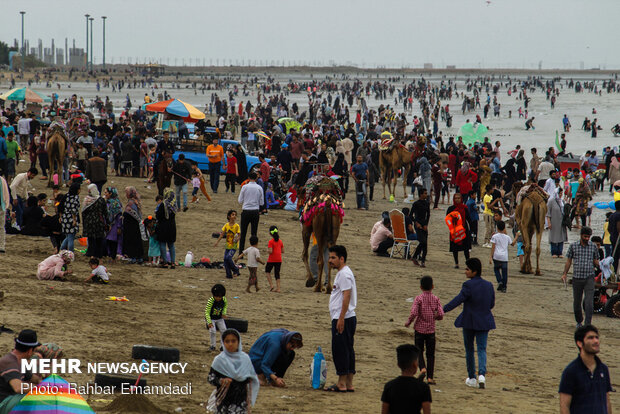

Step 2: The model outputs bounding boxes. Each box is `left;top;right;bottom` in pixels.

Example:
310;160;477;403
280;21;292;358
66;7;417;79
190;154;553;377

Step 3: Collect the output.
302;196;341;293
379;145;412;199
46;129;67;188
515;188;547;275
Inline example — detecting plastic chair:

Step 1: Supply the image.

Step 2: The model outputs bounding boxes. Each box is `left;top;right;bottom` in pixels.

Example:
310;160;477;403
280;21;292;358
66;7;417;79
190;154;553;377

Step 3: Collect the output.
389;209;417;259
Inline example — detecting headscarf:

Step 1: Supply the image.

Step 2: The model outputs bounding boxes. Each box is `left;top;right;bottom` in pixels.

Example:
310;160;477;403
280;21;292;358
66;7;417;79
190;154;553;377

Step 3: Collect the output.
105;187;122;222
211;329;259;407
553;187;565;210
82;184;101;213
162;188;178;219
124;186;142;215
460;161;470;174
611;154;620;169
451;193;468;219
59;250;74;263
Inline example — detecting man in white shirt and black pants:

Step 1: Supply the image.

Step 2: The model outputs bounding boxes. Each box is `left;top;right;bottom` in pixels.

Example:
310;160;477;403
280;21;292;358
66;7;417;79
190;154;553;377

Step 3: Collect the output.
237;171;264;252
326;245;357;393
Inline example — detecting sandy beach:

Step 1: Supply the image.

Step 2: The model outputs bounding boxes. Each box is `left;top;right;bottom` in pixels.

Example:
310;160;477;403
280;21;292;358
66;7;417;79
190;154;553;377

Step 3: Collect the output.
0;69;619;413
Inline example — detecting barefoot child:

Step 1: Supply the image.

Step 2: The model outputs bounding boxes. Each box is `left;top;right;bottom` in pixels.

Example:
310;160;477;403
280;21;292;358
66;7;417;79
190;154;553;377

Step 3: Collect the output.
215;210;241;279
205;284;228;351
236;236;264;292
404;275;443;385
381;344;432;414
265;225;284;292
84;257;110;284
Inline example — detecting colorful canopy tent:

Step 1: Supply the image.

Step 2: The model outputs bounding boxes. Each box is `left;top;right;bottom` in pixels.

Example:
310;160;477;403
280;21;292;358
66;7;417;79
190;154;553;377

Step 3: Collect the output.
144;99;205;122
457;123;488;146
277;117;302;133
9;374;95;413
0;87;51;103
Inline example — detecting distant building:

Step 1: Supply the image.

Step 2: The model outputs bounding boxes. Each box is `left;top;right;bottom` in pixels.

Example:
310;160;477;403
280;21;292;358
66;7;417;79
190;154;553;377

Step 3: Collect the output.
423;63;433;69
446;65;456;70
68;48;85;67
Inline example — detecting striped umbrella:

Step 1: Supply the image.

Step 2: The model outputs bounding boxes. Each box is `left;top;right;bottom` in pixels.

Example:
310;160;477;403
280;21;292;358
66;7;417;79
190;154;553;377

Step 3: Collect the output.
0;87;52;103
9;374;95;413
144;98;205;121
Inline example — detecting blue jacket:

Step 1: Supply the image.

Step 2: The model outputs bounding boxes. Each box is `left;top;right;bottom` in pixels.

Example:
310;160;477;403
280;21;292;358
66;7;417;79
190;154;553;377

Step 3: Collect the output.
248;329;299;378
443;276;496;331
0;137;6;160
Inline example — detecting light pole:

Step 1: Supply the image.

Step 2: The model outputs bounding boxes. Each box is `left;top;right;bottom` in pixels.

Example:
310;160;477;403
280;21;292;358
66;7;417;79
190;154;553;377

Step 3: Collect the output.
89;17;94;71
85;14;90;69
20;11;25;73
101;16;107;71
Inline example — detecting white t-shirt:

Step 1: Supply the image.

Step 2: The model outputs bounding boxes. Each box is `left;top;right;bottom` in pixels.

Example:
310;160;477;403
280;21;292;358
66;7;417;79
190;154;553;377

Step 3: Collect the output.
329;265;357;320
491;233;512;262
243;246;261;268
91;265;109;281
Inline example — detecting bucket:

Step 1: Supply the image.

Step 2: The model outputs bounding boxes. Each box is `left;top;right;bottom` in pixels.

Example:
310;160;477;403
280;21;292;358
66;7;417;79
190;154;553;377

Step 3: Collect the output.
78;237;88;246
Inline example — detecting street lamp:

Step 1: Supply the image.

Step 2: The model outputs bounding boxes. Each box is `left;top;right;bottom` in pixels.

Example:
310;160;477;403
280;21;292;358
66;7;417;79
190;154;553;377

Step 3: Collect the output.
101;16;107;71
89;17;94;71
20;11;25;73
85;14;90;70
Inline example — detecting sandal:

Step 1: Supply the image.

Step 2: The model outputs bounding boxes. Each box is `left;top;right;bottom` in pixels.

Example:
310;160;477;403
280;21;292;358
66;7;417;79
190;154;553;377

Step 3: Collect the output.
324;384;346;393
427;379;436;385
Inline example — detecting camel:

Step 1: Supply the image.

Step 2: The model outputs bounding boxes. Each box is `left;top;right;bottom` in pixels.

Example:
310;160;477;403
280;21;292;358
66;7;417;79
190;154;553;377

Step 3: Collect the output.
157;152;174;196
379;144;412;199
46;127;67;188
300;176;343;293
515;186;548;275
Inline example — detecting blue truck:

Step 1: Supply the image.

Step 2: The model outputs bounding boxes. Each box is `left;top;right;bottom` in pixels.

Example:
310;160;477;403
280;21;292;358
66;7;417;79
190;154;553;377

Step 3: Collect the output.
170;127;262;173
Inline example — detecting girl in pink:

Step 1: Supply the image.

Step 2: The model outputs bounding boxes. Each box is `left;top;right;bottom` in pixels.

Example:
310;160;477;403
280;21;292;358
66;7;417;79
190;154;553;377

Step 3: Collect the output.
404;275;444;385
37;250;74;280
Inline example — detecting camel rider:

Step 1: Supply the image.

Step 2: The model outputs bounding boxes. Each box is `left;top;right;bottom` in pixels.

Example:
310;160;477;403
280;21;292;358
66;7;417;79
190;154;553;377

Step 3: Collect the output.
153;131;175;180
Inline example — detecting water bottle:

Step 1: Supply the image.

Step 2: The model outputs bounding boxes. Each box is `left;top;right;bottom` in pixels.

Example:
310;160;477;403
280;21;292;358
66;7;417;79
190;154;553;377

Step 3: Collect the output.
310;346;326;389
184;251;193;268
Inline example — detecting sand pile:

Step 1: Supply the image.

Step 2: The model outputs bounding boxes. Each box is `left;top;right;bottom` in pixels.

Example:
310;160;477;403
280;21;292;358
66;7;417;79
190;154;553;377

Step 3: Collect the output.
102;394;167;413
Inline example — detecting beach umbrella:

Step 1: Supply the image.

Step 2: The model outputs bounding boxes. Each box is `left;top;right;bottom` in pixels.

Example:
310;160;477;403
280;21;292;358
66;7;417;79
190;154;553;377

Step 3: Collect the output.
0;87;51;103
9;374;95;413
457;122;488;146
144;98;205;121
277;117;302;133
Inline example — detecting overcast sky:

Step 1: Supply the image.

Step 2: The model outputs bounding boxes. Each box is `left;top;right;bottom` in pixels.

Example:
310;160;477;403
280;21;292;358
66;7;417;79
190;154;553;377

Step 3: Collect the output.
3;0;619;69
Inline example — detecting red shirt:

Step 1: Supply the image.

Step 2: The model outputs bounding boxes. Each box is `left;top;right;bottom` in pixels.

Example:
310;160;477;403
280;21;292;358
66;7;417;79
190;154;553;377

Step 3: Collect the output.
226;156;237;174
268;238;283;262
260;161;270;182
406;291;444;334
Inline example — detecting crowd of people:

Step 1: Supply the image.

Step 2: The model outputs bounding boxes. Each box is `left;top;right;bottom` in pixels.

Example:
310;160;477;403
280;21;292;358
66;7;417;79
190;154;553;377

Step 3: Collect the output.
0;71;617;413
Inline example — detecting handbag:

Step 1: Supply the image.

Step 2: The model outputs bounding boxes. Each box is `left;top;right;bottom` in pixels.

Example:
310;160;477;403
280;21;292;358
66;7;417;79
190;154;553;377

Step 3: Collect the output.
412;176;423;187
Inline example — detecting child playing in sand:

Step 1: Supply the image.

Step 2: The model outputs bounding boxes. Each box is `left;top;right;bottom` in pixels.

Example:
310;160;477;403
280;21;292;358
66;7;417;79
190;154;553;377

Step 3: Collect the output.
265;225;284;292
381;344;432;413
207;329;259;414
236;236;265;293
205;284;228;351
214;210;241;279
404;275;443;385
84;257;110;284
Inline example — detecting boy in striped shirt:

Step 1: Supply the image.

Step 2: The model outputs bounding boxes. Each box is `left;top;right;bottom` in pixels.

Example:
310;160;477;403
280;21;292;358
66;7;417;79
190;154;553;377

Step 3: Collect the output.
205;284;228;351
405;276;444;385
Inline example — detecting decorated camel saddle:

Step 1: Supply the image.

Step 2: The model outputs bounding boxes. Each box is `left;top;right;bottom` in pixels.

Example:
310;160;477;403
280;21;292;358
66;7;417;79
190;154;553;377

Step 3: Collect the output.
378;131;396;151
300;175;345;226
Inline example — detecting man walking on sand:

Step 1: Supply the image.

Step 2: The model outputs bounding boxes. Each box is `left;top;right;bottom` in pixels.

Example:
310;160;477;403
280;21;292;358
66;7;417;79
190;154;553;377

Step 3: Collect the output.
325;245;357;393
